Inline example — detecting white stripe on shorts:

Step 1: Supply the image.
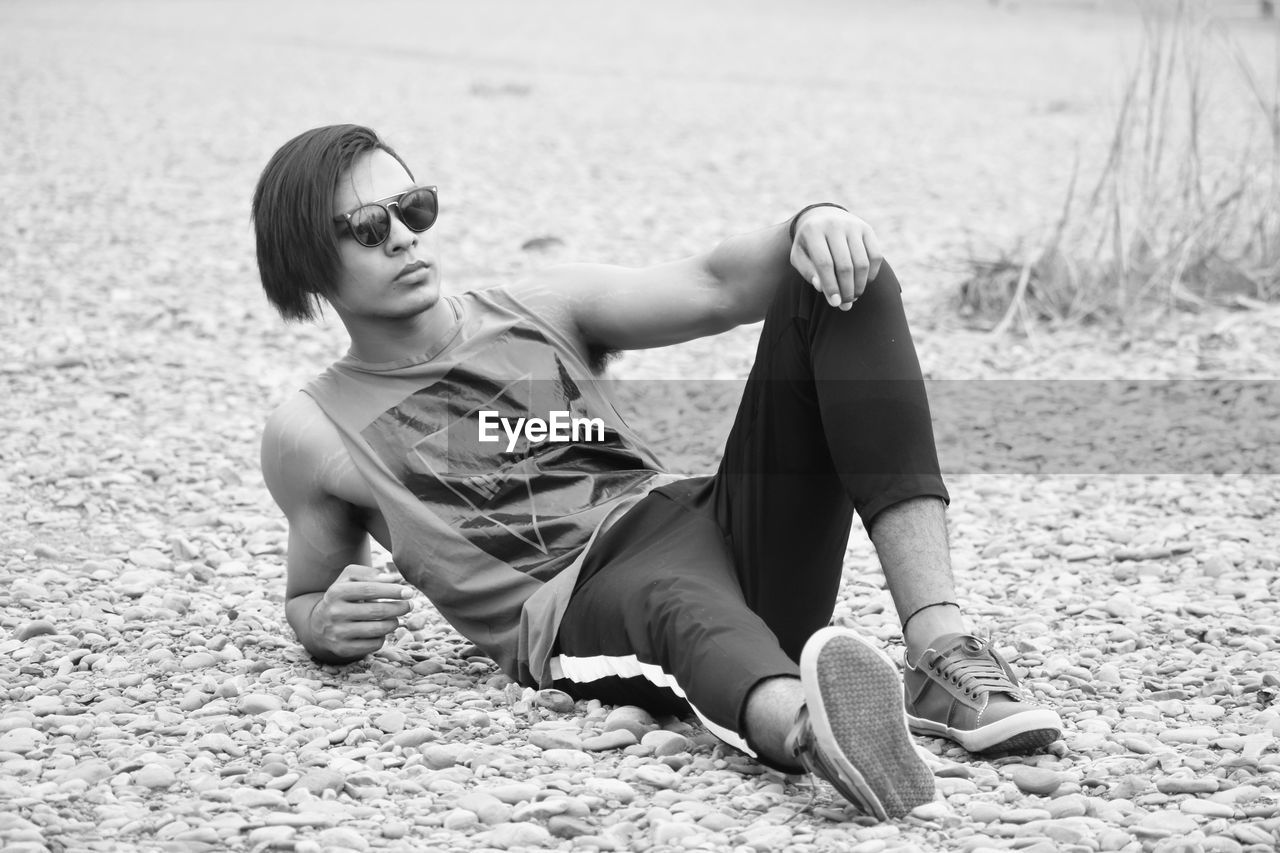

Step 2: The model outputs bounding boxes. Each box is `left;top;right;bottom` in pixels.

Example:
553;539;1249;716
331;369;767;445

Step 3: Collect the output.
551;652;755;757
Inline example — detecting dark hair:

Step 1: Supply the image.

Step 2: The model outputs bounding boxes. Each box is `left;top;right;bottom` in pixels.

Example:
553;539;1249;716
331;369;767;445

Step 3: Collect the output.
251;124;414;322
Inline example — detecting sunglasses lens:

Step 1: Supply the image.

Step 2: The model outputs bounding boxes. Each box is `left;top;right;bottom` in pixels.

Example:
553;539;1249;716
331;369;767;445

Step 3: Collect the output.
400;188;438;232
349;205;390;247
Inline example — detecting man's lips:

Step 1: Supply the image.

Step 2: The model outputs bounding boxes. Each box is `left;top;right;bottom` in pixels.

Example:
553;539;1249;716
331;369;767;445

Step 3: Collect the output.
395;260;431;282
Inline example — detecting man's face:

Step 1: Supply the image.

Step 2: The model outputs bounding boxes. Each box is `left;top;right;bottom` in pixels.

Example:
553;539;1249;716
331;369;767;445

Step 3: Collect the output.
329;149;441;322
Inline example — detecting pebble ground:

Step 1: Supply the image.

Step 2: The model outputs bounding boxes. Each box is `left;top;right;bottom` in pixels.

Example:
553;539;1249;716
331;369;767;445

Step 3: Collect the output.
2;2;1278;851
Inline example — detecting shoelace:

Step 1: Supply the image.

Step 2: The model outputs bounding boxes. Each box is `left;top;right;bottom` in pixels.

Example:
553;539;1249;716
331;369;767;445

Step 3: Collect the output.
927;637;1020;700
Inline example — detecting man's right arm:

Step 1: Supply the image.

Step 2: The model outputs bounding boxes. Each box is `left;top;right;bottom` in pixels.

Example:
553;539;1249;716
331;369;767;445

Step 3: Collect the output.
261;396;410;664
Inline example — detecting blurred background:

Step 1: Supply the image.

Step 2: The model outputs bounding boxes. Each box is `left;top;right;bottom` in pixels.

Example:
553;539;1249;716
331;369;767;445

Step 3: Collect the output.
2;1;1275;367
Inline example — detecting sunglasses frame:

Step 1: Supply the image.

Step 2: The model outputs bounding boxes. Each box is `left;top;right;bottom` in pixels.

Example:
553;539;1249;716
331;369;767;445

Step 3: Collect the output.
333;185;439;248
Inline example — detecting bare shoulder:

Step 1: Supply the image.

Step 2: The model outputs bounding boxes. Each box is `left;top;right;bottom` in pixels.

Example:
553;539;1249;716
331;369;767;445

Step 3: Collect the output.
262;392;344;473
261;392;367;512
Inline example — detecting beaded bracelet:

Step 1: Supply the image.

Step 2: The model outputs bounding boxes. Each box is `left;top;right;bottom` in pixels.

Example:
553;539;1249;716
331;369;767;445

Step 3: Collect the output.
788;202;849;241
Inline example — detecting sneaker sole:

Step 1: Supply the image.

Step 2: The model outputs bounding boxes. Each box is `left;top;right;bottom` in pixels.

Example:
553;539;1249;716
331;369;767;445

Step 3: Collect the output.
800;627;936;819
906;709;1063;754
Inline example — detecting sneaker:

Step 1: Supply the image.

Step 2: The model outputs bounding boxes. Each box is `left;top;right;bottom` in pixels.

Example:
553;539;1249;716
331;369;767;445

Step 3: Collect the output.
784;627;936;820
904;633;1063;754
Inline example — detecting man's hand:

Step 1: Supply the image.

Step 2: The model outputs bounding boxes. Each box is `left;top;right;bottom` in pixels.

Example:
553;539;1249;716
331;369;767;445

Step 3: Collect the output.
789;207;884;311
306;564;414;662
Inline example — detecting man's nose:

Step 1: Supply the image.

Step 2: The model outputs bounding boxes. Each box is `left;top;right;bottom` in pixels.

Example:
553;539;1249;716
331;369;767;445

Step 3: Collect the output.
384;208;419;252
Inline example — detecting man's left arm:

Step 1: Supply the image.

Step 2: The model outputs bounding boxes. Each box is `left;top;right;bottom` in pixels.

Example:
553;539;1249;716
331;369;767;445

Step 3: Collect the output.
554;206;883;352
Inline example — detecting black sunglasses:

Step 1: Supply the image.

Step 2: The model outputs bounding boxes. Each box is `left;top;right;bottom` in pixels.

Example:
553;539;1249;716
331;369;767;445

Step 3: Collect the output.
333;185;439;248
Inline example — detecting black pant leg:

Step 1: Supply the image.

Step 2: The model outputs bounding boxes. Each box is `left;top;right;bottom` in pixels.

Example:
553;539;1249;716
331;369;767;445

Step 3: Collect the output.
709;261;950;661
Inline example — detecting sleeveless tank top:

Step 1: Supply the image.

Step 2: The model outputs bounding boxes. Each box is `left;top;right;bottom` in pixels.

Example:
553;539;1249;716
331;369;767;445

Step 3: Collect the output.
302;286;678;686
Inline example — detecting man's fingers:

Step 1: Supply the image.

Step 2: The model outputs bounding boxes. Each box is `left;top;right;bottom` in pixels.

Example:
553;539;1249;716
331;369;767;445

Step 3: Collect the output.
339;618;401;639
824;233;863;309
332;579;413;602
864;229;884;283
792;238;842;308
790;243;821;294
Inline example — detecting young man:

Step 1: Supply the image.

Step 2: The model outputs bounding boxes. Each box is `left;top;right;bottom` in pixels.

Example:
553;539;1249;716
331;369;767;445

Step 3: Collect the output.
253;124;1062;821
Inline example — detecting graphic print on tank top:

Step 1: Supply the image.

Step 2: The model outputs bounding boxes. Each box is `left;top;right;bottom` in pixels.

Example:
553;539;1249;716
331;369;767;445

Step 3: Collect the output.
360;327;656;575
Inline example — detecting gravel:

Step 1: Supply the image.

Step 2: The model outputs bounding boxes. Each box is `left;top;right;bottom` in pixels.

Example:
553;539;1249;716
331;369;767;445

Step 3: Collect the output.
3;1;1280;851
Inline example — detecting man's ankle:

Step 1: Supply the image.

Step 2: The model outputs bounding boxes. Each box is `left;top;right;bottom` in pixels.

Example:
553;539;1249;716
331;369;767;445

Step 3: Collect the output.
902;603;966;665
741;675;805;771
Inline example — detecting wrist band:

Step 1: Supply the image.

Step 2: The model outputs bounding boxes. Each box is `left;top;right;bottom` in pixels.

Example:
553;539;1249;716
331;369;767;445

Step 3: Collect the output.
789;202;849;241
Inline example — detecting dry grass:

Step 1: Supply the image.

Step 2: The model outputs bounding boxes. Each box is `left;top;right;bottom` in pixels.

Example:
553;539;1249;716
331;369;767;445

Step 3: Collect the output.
960;0;1280;333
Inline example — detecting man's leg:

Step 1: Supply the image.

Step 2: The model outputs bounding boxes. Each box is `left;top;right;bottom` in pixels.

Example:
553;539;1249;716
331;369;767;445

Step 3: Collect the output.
554;483;805;757
718;262;1060;758
869;496;966;662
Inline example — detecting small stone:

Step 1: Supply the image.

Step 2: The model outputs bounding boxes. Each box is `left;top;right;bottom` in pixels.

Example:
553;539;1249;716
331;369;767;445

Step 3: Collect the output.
934;763;973;779
290;768;344;796
195;733;243;756
133;763;177;789
1232;823;1275;845
238;693;282;715
530;729;583;751
739;824;793;851
1009;765;1063;796
633;765;679;789
1096;663;1123;684
582;729;637;751
421;744;463;769
641;730;691;756
602;706;657;739
15;621;56;641
181;652;218;670
535;689;576;713
389;728;437;749
1097;827;1134;851
1104;594;1137;618
541;748;594;769
1109;774;1152;800
589;778;638;803
1158;726;1221;744
484;782;541;804
909;801;949;821
316;827;369;851
1139;810;1199;836
653;821;701;845
479;822;553;849
1046;794;1088;818
1000;808;1053;824
0;728;45;755
61;759;112;785
231;789;289;809
456;791;511;825
1200;556;1233;577
513;799;572;820
549;815;594;839
1041;819;1091;845
448;709;490;730
248;826;296;846
442;809;479;831
1180;799;1235;818
1156;776;1218;794
381;821;410;839
374;710;407;734
967;801;1004;823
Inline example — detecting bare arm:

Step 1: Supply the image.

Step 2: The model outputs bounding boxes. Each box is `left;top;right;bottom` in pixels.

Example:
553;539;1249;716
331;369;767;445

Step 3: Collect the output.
549;207;882;352
261;396;411;664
